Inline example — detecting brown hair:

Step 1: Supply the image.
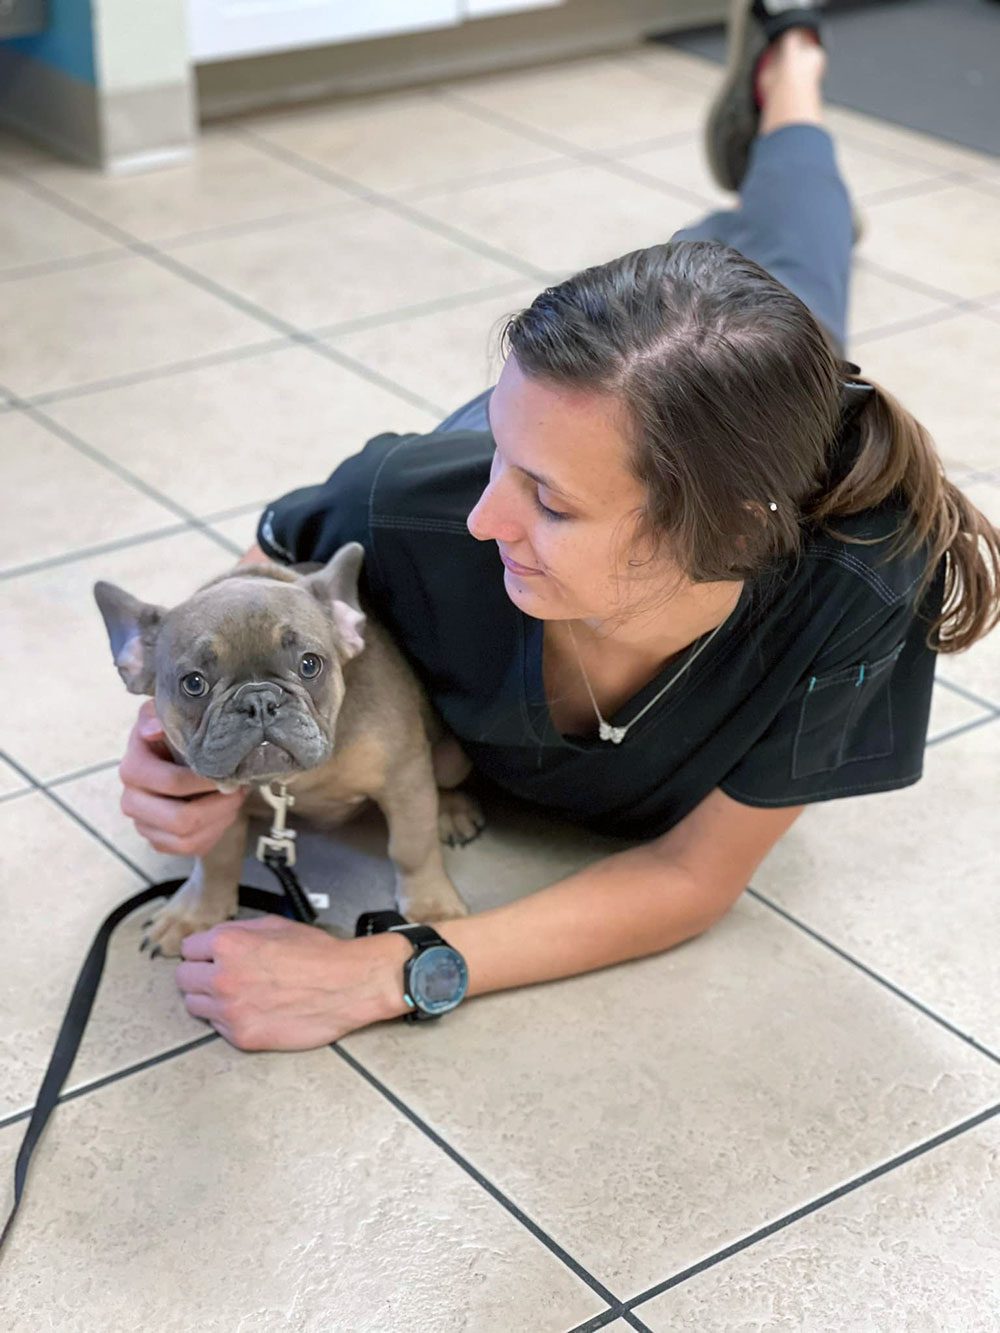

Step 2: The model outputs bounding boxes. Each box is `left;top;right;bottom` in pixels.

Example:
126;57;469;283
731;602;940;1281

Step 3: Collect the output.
501;240;999;653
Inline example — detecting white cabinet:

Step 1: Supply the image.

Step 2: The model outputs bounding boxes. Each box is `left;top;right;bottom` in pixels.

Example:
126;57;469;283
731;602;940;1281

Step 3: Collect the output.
188;1;463;63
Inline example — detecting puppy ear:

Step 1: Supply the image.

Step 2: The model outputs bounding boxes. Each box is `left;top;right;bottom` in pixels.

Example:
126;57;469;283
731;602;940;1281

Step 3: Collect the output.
93;582;166;695
300;542;367;662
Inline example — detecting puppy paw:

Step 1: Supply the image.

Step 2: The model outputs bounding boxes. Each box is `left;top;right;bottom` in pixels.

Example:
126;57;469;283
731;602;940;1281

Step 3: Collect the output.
405;892;470;922
437;789;485;848
140;899;231;960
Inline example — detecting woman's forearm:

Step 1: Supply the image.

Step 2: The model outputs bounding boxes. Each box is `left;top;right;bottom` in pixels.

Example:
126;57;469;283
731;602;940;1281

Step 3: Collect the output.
428;842;736;1001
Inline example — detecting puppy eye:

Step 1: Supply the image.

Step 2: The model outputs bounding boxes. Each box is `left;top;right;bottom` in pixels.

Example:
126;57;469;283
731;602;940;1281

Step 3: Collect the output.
180;672;208;698
299;654;323;680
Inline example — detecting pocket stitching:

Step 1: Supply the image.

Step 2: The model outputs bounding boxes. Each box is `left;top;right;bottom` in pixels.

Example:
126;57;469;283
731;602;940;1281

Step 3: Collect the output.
791;644;903;780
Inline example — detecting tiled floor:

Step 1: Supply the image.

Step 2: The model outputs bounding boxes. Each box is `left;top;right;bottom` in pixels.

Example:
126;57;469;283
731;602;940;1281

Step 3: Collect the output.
1;44;999;1332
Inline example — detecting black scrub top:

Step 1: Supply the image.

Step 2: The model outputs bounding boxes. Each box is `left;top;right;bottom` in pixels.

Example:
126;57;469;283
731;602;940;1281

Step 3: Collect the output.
256;426;942;841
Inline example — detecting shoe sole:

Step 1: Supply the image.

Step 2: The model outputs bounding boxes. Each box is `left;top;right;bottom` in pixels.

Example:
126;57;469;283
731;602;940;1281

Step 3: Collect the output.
704;0;768;192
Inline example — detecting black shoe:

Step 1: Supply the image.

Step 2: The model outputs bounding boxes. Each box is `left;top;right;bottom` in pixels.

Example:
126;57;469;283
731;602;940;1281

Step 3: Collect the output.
705;0;826;193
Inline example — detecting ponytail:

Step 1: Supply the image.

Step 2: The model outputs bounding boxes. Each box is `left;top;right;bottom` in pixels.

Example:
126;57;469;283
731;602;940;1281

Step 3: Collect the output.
808;377;1000;653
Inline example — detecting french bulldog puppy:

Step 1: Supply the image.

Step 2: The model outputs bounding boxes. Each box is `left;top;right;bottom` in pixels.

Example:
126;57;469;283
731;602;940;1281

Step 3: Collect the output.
94;543;482;957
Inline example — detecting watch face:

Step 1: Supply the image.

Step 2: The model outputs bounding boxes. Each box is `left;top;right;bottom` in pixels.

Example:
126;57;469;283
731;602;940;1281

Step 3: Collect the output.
409;946;469;1015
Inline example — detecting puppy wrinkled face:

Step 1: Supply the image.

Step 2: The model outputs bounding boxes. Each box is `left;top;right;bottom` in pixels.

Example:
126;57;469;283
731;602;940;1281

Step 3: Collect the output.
156;580;347;784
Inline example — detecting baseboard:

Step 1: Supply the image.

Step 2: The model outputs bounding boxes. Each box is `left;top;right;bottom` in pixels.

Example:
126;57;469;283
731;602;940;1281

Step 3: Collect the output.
197;0;727;121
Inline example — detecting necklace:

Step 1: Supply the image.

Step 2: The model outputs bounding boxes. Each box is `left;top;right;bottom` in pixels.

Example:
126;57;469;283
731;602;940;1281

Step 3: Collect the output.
564;617;726;744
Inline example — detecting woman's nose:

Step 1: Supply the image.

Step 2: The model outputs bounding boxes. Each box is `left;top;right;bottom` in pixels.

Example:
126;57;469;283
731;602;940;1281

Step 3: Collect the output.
467;480;522;544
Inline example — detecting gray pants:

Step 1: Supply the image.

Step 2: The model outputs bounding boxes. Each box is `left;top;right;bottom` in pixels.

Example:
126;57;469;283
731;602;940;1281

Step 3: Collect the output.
438;123;853;434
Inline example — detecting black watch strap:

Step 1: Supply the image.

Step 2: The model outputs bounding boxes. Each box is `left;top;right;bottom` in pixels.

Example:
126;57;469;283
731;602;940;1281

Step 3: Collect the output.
355;909;408;937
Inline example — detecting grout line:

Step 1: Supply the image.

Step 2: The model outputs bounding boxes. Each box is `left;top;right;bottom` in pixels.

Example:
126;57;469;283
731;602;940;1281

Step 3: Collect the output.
45;757;123;789
0;382;245;562
0;246;126;286
625;1102;1000;1313
234;125;552;283
312;276;532;338
926;713;1000;749
851;253;978;307
0;1034;219;1132
852;169;971;208
566;1309;627;1333
22;336;294;410
1;161;498;431
388;154;575;204
747;886;999;1065
933;676;1000;715
0;747;157;886
5;278;525;416
332;1042;629;1317
0;520;195;582
851;303;974;349
0;786;32;805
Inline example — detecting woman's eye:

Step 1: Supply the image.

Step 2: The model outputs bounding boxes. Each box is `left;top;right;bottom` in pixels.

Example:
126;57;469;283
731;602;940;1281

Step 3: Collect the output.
180;672;208;698
299;654;323;680
534;492;569;521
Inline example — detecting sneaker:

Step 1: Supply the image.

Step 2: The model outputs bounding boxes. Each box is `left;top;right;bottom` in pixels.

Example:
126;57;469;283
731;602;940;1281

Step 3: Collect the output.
704;0;826;193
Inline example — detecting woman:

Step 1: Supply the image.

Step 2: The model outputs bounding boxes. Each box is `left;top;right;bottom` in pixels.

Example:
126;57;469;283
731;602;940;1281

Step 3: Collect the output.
118;5;1000;1051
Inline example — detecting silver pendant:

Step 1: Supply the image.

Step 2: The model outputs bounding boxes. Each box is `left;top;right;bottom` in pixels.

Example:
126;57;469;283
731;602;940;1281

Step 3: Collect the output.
599;721;627;744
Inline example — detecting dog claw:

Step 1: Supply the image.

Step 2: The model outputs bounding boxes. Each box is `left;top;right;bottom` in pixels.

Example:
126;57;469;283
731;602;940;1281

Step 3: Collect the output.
139;936;149;953
141;918;154;930
149;945;162;961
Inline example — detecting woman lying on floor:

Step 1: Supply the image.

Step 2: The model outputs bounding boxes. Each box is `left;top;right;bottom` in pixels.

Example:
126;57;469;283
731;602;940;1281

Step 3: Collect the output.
117;1;1000;1049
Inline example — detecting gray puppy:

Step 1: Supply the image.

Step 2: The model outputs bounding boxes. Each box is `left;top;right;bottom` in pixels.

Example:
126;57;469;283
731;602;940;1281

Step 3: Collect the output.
94;543;481;956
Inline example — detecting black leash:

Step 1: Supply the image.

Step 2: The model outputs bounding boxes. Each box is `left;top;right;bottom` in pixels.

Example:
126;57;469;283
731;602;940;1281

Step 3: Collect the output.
0;858;317;1260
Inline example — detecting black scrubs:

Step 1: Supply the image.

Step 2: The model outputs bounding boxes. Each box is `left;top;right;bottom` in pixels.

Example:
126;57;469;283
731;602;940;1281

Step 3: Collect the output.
256;426;942;841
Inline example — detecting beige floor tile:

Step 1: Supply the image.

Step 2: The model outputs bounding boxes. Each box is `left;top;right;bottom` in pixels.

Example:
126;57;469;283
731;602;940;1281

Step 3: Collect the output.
757;720;1000;1048
0;410;178;573
939;625;1000;707
852;310;1000;472
0;792;206;1118
447;55;709;152
0;256;269;398
327;283;538;413
926;679;994;741
825;106;1000;177
625;45;721;92
342;893;999;1297
170;204;523;330
856;182;1000;300
42;344;440;520
0;176;119;274
847;264;952;342
0;1041;604;1331
208;508;265;553
0;756;29;798
834;136;962;202
616;134;733;209
933;478;1000;704
19;129;357;245
0;528;242;781
639;1115;1000;1330
245;90;565;195
413;163;702;279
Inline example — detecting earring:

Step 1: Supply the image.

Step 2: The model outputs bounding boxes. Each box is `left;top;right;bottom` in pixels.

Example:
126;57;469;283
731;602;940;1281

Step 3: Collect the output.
768;501;778;512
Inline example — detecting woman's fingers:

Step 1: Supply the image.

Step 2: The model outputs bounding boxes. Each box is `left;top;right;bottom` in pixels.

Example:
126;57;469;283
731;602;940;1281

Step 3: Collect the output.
119;728;220;800
132;802;242;856
124;784;242;837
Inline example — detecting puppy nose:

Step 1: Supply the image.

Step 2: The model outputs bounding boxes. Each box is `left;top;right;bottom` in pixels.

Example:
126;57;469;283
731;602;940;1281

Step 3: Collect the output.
232;681;284;723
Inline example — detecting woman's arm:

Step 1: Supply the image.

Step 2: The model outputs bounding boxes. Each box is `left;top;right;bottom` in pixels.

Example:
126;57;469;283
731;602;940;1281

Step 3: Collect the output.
416;788;805;1005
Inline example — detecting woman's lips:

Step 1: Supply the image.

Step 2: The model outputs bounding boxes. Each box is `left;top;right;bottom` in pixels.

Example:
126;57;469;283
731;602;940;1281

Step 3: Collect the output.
499;549;543;576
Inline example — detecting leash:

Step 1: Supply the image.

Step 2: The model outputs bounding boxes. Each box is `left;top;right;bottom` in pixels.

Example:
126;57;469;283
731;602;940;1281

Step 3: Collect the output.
0;782;321;1259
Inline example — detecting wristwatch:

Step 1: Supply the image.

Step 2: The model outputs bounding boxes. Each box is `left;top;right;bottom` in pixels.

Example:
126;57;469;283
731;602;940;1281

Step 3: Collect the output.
355;910;469;1023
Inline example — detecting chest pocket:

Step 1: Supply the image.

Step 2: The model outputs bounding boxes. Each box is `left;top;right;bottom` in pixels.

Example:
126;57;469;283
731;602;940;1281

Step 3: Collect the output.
791;643;905;780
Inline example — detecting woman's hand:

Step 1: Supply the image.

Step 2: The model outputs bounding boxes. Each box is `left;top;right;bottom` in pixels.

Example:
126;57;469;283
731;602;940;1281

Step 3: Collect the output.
175;916;411;1050
119;699;249;857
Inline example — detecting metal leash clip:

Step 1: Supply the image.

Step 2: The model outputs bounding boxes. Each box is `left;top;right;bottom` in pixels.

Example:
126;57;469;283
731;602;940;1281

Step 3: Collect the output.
255;780;298;866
